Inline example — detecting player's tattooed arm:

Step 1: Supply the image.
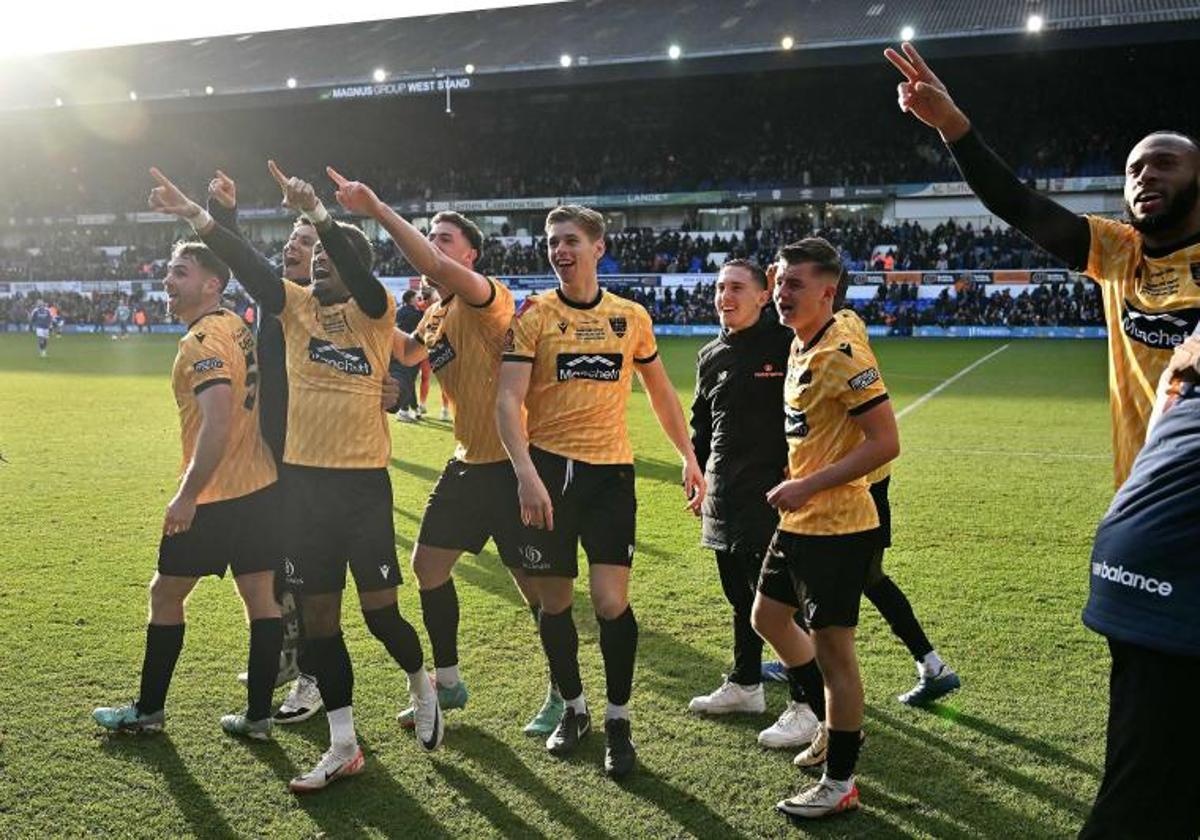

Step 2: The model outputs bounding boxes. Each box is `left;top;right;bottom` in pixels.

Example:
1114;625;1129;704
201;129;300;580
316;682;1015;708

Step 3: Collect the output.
149;167;285;314
268;160;389;318
638;356;706;514
885;43;1090;269
164;382;233;535
327;167;493;307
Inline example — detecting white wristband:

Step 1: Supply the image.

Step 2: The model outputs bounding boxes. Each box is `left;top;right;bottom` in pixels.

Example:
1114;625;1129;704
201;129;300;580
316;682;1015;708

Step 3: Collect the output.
302;202;330;225
186;208;213;232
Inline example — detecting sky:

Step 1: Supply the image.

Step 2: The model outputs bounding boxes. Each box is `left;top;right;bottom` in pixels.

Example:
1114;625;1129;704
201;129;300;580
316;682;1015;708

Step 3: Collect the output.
1;1;564;58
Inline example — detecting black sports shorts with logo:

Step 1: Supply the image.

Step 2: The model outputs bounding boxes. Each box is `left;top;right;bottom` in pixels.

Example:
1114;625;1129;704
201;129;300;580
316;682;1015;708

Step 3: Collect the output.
417;458;523;565
513;447;636;578
758;528;878;628
280;464;400;594
158;482;283;578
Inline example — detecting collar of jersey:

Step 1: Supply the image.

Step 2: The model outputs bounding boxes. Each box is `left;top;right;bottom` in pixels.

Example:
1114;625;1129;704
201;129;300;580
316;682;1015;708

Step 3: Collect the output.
800;317;836;351
187;308;226;330
1142;227;1200;259
556;288;603;310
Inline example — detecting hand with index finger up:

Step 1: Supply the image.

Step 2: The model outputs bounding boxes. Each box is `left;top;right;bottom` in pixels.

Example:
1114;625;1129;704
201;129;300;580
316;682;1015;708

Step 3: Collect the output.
267;159;320;213
148;167;203;219
883;42;970;141
326;166;383;218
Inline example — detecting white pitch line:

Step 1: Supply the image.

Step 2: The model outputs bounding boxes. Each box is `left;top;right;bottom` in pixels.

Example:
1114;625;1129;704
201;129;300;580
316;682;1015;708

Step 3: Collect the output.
895;343;1011;421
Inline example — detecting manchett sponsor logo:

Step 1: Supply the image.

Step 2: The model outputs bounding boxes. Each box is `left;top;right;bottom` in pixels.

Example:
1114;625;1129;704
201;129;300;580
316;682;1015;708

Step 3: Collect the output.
1091;560;1174;597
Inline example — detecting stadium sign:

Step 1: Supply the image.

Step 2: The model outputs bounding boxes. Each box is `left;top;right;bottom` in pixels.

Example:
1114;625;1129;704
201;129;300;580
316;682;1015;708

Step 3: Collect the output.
428;197;557;212
1031;271;1072;284
922;272;957;285
321;76;472;101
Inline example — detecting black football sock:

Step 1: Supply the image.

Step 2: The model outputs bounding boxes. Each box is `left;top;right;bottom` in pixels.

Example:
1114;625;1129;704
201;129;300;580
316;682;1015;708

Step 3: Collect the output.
864;574;934;661
826;729;863;781
305;633;353;711
246;618;283;721
363;604;424;673
136;623;185;716
529;603;560;695
597;606;639;707
419;579;460;669
539;606;582;701
788;659;826;721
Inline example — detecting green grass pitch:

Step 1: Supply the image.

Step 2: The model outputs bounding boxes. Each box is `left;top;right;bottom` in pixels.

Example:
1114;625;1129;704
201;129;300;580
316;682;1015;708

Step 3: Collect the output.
0;331;1112;838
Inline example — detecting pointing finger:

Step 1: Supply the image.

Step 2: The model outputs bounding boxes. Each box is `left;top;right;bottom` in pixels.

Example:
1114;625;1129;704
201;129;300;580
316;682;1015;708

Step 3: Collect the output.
149;167;177;191
901;42;932;76
326;166;349;187
267;159;288;187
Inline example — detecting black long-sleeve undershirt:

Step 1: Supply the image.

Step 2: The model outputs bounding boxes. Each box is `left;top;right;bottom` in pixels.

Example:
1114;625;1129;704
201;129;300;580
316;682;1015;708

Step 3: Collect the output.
313;218;389;319
199;220;286;315
947;128;1092;271
206;196;239;235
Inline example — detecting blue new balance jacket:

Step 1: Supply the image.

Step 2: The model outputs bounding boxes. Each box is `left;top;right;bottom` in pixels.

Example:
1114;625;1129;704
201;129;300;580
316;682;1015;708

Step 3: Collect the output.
1084;385;1200;657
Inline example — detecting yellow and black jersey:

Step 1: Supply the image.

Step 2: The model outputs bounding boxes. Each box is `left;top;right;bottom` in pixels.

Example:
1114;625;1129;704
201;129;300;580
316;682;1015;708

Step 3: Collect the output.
502;288;657;465
834;308;893;485
277;282;396;469
1086;216;1200;487
171;308;277;504
415;278;515;464
780;316;890;536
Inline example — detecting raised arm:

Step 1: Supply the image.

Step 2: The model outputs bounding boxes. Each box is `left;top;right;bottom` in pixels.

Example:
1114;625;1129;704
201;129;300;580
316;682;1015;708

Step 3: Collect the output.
638;357;706;513
885;43;1090;269
148;167;284;313
267;160;388;318
327;167;493;306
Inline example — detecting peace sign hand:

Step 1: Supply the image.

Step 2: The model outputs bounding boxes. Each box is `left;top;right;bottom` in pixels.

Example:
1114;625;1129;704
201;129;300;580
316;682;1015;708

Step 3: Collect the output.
883;42;969;141
326;167;382;217
208;169;237;209
267;159;320;213
148;167;203;219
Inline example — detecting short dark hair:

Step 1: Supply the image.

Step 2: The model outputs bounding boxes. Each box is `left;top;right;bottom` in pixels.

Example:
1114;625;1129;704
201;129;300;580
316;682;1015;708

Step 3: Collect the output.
1142;130;1200;153
293;216;316;230
336;222;375;273
545;205;606;241
171;240;231;292
833;273;850;310
777;237;844;283
720;258;768;288
402;289;417;304
431;211;483;252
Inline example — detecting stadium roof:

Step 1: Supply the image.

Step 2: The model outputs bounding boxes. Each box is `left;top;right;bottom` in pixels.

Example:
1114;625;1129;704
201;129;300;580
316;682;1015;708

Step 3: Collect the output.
4;0;1199;112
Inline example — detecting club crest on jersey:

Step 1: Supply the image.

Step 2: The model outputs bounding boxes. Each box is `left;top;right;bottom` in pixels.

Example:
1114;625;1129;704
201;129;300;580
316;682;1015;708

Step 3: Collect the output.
1120;301;1200;350
557;320;569;334
609;316;627;337
556;352;622;381
307;338;372;376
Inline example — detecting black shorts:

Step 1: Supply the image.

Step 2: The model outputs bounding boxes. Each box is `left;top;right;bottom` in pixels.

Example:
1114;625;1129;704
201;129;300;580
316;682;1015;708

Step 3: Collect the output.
869;476;891;549
158;483;283;579
417;458;523;565
513;447;636;578
281;464;400;595
758;529;877;629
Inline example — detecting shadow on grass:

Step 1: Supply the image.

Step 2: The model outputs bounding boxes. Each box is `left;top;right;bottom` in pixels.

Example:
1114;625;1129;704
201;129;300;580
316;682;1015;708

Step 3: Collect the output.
389;457;442;485
620;764;764;840
252;733;452;839
865;703;1092;829
431;761;551;838
446;725;615;840
100;735;240;839
927;705;1101;777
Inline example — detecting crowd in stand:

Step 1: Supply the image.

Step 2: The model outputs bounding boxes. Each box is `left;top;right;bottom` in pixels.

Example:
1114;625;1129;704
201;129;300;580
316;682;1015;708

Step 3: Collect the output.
852;280;1104;329
2;289;256;329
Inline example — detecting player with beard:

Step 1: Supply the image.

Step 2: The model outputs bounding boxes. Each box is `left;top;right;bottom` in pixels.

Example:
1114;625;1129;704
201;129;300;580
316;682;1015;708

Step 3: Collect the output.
205;170;325;726
887;41;1200;488
147;164;442;793
93;241;283;741
323;168;561;736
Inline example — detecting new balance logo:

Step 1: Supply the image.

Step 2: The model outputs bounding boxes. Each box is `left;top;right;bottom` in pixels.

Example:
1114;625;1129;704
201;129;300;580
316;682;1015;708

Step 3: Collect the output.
1091;560;1174;597
556;353;623;381
307;338;372;376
